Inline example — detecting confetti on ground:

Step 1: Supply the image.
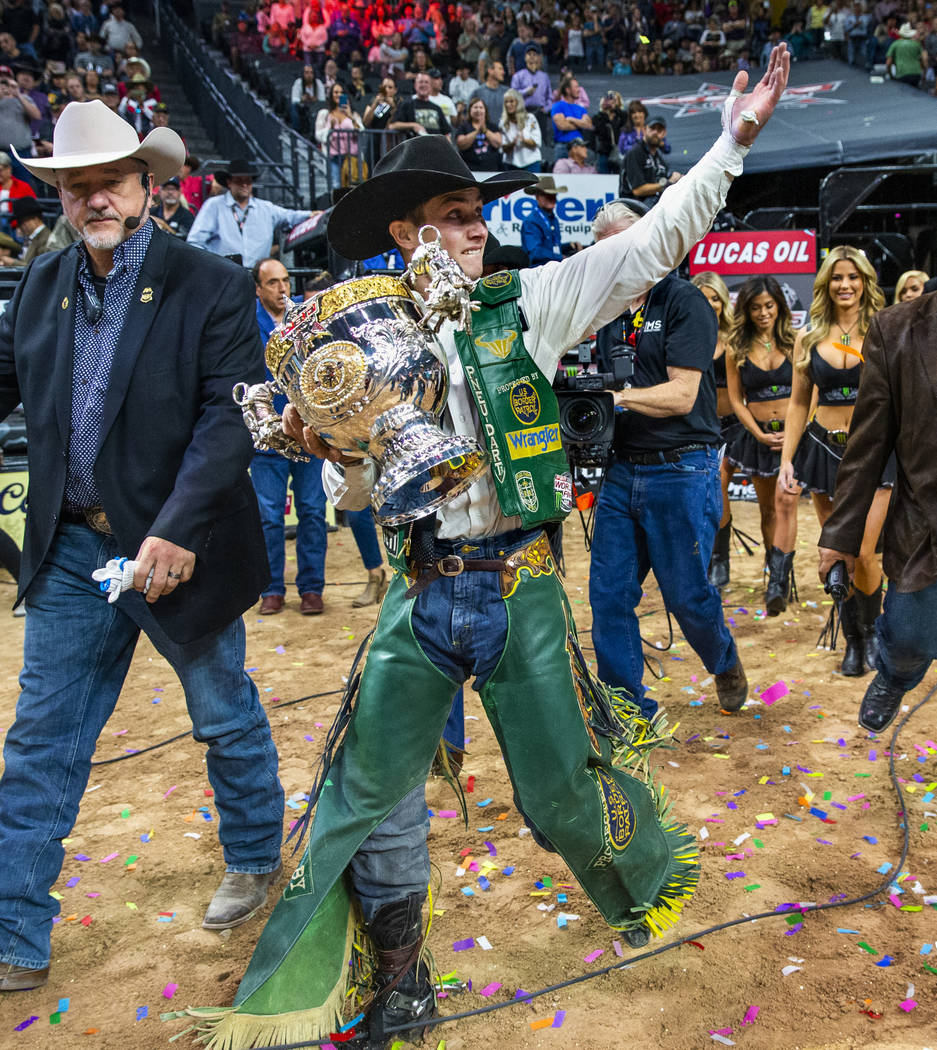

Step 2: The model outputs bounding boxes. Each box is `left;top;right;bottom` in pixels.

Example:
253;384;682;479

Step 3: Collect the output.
163;983;178;999
14;1017;39;1031
584;949;604;963
452;938;474;951
742;1005;759;1025
759;681;789;705
479;982;501;997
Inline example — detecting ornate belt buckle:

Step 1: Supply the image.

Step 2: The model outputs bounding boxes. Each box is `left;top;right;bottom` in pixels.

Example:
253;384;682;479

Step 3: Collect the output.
827;429;849;447
84;506;112;535
767;419;782;433
437;555;464;577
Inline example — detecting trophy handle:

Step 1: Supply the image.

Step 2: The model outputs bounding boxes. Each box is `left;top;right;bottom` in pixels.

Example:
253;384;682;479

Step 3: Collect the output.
233;381;311;462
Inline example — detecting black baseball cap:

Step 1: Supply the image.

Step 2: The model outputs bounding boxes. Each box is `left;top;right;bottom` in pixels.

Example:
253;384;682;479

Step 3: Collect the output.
648;115;667;129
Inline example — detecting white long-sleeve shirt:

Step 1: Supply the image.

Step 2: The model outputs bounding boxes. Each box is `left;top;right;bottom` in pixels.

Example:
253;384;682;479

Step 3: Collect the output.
324;132;748;540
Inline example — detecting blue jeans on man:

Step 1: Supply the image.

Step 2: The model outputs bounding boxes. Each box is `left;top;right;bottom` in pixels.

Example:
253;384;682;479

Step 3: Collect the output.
0;523;284;969
589;448;738;718
873;581;937;692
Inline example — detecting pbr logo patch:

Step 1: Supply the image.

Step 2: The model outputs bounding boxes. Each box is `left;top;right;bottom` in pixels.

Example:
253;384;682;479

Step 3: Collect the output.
382;526;400;556
475;329;517;360
509;381;541;425
284;856;314;899
595;768;636;852
515;470;539;513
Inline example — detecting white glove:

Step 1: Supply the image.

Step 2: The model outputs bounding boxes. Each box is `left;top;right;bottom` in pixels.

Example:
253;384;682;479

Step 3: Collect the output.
92;557;148;603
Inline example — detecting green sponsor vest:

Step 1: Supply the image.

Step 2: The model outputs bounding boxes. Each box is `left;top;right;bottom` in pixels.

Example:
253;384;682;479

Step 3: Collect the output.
382;269;572;571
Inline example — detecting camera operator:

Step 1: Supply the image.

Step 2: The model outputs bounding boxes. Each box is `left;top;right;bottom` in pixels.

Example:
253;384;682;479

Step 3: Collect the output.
587;200;747;717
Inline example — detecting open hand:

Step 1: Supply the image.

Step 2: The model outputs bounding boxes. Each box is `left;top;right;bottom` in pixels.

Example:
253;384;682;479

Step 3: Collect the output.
724;43;791;147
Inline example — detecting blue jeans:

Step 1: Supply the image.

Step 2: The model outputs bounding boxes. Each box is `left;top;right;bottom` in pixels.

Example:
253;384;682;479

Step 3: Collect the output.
345;507;383;571
874;581;937;692
589;449;737;716
349;528;536;919
0;523;284;968
251;452;327;597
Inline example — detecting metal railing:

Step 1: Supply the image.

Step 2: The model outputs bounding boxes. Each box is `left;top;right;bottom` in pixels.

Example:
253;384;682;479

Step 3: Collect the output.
321;128;412;192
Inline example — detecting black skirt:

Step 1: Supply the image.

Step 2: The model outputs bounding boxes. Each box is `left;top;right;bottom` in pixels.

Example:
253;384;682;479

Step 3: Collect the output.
792;418;896;495
726;420;783;477
719;413;743;448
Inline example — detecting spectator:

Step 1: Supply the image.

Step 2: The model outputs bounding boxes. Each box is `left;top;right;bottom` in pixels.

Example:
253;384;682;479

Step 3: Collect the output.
553;135;596;174
454;96;502;171
66;72;89;103
405;44;433;80
299;6;328;68
70;0;98;38
329;1;362;62
118;56;158;99
270;0;295;33
593;89;625;174
186;157;313;267
315;82;367;189
786;20;811;61
699;16;726;64
211;1;236;50
457;16;484;70
378;29;408;77
42;4;73;69
620;115;681;205
0;32;34;67
472;58;507;117
85;69;106;101
363;76;400;129
371;3;397;45
519;174;581;266
179;154;205;213
449;58;480;110
0;150;35;236
100;81;121;113
828;0;851;60
230;14;264;71
761;28;784;66
99;5;143;55
806;2;831;56
499;88;542;172
506;20;536;76
887;23;927;85
0;77;37;179
583;5;605;71
0;196;48;265
564;11;586;69
347;63;370;105
322;58;342;94
0;0;39;52
846;1;874;66
13;61;48;138
550;74;592;159
511;43;551;136
118;75;156;137
151;176;194;237
427;67;456;120
894;269;929;303
391;70;451;135
722;0;750;59
290;64;324;133
262;21;291;56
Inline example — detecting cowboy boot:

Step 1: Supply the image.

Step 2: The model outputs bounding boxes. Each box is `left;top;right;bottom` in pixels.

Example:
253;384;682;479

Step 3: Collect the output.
353;568;388;608
855;581;883;673
764;547;794;616
365;894;436;1050
708;520;731;590
838;595;865;677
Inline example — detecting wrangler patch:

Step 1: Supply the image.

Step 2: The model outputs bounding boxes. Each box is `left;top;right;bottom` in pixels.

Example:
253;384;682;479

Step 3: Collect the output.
595;768;637;852
505;423;562;459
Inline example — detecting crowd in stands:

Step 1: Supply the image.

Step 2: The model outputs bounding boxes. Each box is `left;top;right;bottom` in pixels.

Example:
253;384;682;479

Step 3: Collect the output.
209;0;937;187
0;1;226;265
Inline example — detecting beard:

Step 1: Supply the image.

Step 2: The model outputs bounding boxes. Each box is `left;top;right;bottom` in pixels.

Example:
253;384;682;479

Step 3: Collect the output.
81;211;126;251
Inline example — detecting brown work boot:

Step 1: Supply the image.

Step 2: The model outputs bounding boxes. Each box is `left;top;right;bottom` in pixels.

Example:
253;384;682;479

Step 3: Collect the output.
300;592;324;615
259;594;284;615
0;962;49;991
202;865;281;930
715;658;748;712
352;568;388;608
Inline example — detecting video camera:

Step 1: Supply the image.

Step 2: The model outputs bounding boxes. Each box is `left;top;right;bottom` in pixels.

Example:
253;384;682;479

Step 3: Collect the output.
552;337;635;470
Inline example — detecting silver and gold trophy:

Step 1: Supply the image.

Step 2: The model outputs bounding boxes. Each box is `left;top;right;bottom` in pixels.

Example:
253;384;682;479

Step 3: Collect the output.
234;227;488;525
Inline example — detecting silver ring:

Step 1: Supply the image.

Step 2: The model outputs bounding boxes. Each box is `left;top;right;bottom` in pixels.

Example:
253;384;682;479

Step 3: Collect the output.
167;571;182;580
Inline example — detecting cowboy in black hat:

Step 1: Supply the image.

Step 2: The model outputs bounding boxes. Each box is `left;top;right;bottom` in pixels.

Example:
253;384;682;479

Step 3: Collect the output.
0;196;48;266
229;48;791;1050
186;156;313;267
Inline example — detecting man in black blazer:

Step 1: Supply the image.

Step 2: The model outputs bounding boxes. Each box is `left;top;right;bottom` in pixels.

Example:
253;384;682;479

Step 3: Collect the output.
0;101;284;993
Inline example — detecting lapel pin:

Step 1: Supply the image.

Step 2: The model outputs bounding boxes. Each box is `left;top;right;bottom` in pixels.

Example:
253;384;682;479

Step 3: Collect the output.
140;287;153;303
61;296;68;310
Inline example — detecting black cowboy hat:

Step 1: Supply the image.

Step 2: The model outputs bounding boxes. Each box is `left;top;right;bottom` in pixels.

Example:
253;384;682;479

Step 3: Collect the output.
327;135;537;261
11;196;43;222
213;157;260;186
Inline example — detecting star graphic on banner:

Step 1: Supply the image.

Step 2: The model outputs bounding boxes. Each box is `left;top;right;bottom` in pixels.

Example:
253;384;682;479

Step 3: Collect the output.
639;81;846;118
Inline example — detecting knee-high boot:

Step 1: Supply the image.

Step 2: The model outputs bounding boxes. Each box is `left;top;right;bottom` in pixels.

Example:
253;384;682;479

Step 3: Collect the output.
764;547;795;616
855;581;883;673
708;520;731;590
839;595;865;677
365;894;436;1049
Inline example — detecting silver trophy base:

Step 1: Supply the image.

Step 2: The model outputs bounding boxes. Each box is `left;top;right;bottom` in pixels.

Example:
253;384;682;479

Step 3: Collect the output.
371;430;489;526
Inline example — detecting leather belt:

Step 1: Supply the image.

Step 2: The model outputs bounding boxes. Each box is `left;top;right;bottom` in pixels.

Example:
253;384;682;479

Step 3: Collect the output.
617;443;709;466
61;505;112;535
404;532;553;599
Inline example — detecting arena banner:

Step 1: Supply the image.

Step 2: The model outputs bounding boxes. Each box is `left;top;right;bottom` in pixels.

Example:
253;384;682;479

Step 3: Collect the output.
0;466;26;548
483;174;619;248
688;229;817;327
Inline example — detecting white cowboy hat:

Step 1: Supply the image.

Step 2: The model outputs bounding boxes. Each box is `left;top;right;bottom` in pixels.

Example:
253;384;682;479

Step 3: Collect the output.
898;22;917;37
11;99;185;188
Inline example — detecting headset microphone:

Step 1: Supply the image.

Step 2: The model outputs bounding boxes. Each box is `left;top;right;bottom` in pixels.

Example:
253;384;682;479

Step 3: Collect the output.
124;172;151;231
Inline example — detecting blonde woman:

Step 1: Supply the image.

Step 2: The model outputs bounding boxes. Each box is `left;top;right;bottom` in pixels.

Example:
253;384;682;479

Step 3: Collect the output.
499;89;542;172
893;268;929;304
692;271;738;588
778;245;889;675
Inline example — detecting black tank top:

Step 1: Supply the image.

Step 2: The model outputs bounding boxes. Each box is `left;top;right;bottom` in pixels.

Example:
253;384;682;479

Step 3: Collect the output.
738;355;793;402
809;347;860;406
713;350;727;389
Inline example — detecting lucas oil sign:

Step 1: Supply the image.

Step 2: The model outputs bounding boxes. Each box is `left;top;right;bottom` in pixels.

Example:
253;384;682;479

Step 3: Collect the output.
688;230;817;327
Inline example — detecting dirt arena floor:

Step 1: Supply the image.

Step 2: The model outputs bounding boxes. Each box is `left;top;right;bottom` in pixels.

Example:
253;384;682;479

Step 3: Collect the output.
0;499;934;1050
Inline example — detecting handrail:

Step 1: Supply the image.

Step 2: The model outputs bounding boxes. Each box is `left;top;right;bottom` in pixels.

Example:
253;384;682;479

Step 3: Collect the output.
322;127;412;192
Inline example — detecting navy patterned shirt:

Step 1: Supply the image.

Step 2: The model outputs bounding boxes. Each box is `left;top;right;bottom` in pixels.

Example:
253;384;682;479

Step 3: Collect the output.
64;220;154;509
